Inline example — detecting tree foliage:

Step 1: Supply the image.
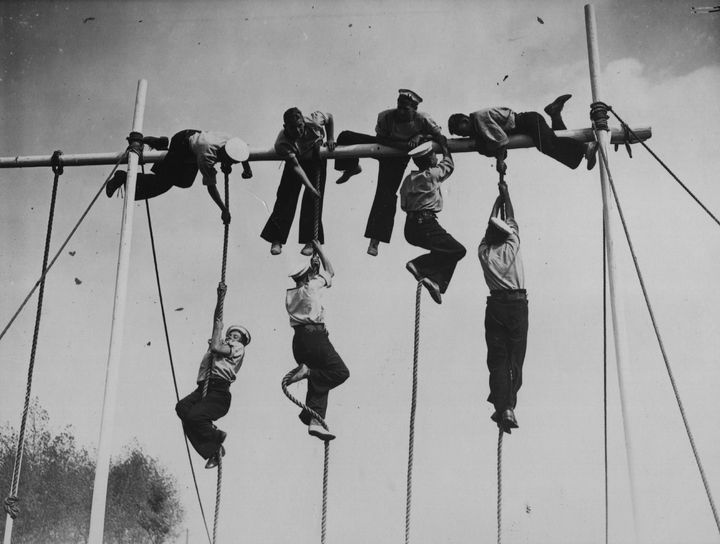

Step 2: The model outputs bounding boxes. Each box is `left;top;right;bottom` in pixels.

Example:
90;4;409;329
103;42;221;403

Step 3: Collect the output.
0;400;183;543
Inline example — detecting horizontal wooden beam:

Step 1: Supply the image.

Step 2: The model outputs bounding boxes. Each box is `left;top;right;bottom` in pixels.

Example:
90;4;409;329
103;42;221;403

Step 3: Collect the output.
0;126;651;169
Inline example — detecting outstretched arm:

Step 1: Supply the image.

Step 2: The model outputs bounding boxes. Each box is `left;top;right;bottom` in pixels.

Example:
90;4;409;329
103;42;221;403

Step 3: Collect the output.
287;156;321;197
324;113;336;151
312;240;334;278
206;183;231;224
498;181;514;220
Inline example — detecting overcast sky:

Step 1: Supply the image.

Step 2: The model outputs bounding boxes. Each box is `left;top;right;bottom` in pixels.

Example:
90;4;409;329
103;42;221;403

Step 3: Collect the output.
1;1;719;543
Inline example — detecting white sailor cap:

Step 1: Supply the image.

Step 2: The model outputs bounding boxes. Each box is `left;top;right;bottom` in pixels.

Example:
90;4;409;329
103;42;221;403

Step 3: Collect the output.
224;138;250;162
489;216;514;236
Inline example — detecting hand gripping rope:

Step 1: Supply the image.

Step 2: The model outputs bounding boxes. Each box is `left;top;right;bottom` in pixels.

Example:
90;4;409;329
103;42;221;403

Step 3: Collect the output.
3;152;63;532
280;145;331;544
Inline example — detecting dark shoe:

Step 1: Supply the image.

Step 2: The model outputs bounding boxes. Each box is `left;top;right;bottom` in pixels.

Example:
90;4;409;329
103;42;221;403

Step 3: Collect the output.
367;239;379;257
205;445;225;469
585;141;598;170
501;409;519;432
270;242;283;255
421;278;442;304
105;170;126;198
308;418;335;441
142;136;169;150
300;243;314;256
335;166;362;184
543;94;572;117
405;261;422;282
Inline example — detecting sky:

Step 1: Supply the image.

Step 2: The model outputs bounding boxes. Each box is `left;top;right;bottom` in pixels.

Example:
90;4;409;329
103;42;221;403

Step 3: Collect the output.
1;1;719;543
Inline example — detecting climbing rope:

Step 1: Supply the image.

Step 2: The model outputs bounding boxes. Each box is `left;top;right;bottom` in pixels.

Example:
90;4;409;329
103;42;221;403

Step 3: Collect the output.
405;281;422;544
597;102;720;228
204;165;232;397
496;428;503;544
144;199;213;544
214;456;223;544
597;143;720;535
279;144;331;544
0;153;128;344
3;152;63;529
281;370;331;544
200;163;234;544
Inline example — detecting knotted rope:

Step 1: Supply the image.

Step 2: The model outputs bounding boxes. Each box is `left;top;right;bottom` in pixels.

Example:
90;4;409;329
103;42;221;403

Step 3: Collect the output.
405;282;422;544
281;370;331;544
4;152;63;527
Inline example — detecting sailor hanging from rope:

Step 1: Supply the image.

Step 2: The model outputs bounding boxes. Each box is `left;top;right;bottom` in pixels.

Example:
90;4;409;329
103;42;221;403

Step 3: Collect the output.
401;140;466;305
333;89;446;257
175;282;251;468
106;130;253;224
284;241;350;441
447;94;598;175
478;180;528;434
260;108;335;257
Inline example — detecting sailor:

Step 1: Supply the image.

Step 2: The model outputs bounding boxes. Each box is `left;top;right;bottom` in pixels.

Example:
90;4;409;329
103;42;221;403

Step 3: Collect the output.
478;180;528;434
334;89;446;257
448;94;597;175
260;108;335;257
401;140;466;304
106;131;252;224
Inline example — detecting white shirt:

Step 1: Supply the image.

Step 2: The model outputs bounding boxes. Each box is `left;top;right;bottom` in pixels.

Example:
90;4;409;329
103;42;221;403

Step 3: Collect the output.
286;269;332;326
196;339;245;383
478;217;525;291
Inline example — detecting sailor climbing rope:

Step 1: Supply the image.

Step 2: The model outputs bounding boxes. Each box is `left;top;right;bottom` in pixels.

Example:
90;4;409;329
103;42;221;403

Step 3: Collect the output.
478;179;529;434
174;282;251;468
401;139;466;305
283;240;349;440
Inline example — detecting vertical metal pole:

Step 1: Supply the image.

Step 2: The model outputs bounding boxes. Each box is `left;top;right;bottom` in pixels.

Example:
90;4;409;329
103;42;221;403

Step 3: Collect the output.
585;6;640;543
87;79;147;544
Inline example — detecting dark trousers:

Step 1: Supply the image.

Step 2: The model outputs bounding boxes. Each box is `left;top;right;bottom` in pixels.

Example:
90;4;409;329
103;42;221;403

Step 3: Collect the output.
404;213;466;293
334;130;409;243
292;325;350;423
512;112;585;170
134;129;201;200
485;297;529;412
175;380;230;459
260;155;326;245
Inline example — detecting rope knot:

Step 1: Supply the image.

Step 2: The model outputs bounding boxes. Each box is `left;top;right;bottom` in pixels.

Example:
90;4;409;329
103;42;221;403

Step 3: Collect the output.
51;150;64;175
4;495;19;519
220;161;233;175
590;102;611;131
126;131;145;162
